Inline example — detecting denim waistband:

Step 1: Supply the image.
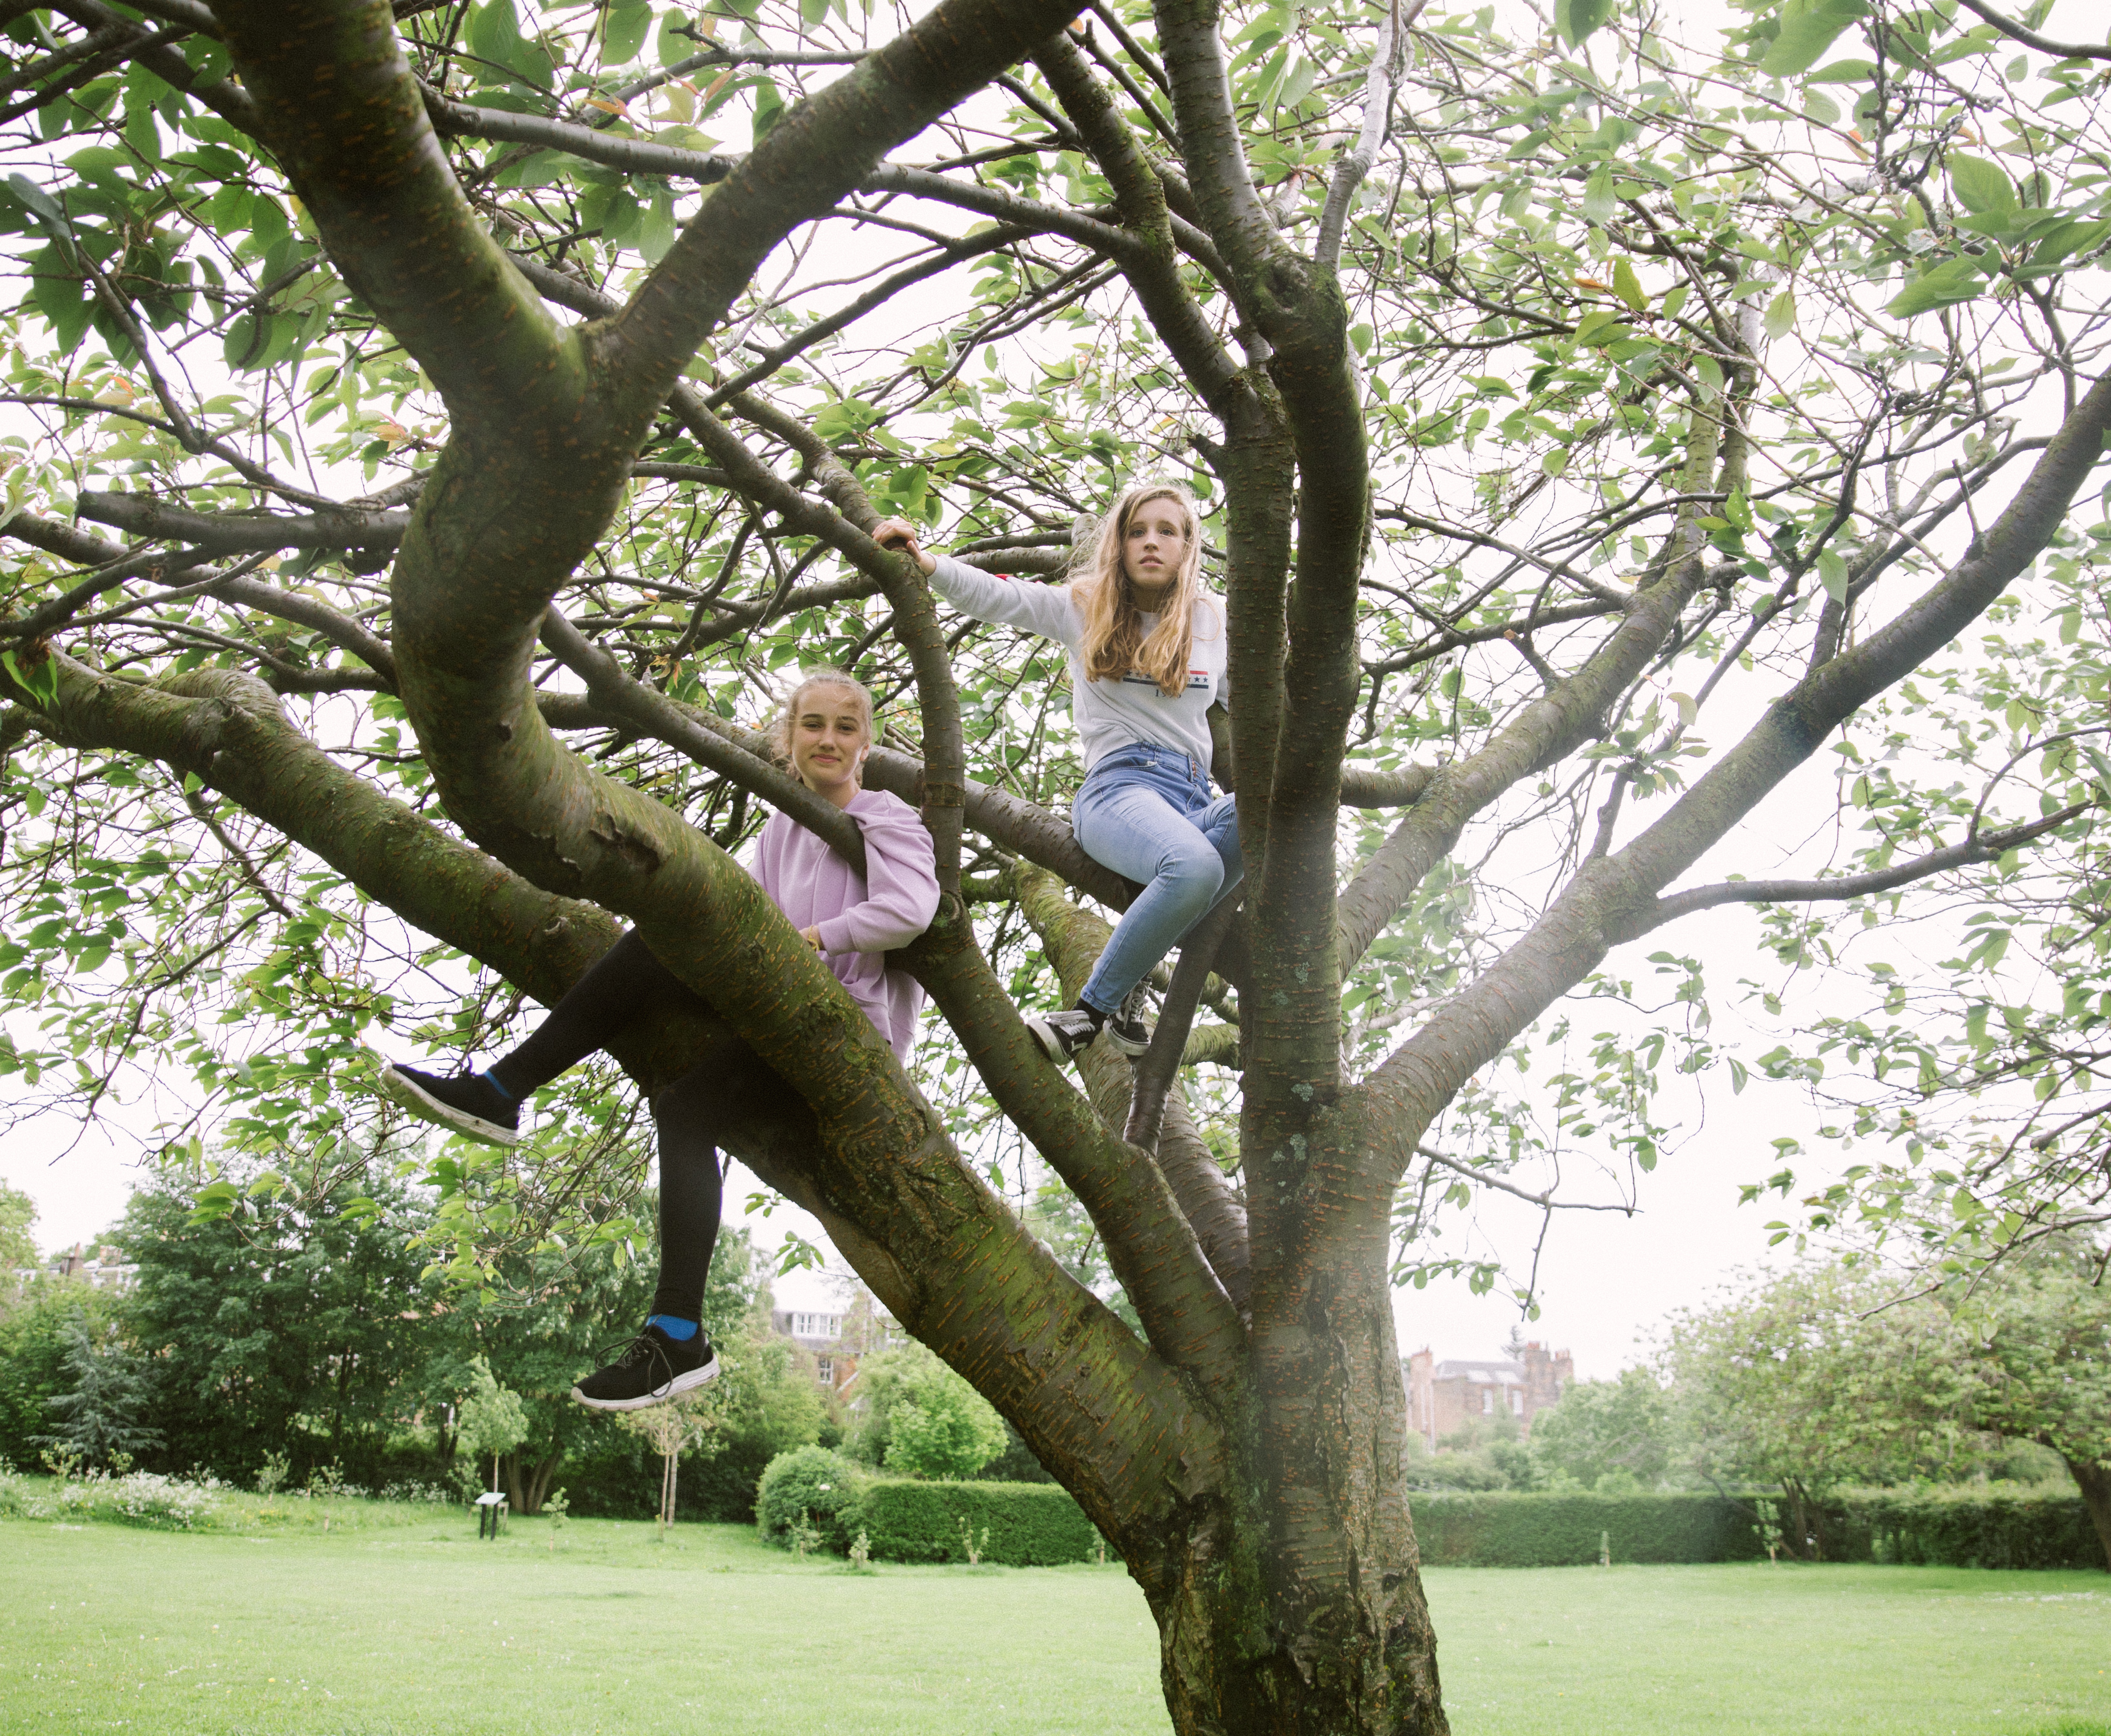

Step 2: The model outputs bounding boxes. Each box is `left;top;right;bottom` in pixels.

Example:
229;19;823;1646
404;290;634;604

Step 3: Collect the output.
1087;741;1207;784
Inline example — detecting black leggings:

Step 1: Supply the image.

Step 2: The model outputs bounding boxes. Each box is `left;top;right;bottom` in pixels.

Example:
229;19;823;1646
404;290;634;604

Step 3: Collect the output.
488;931;798;1321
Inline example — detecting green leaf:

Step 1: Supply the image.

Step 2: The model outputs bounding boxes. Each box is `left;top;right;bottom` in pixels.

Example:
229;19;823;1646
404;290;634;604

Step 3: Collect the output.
1764;288;1797;340
1611;257;1647;312
2032;217;2111;270
1759;0;1869;77
636;192;676;264
1;647;59;708
466;0;525;72
1806;57;1876;82
1554;0;1615;50
1816;548;1850;603
1582;165;1616;226
7;173;77;263
1948;153;2016;216
603;1;653;64
1886;255;1987;317
752;77;784;144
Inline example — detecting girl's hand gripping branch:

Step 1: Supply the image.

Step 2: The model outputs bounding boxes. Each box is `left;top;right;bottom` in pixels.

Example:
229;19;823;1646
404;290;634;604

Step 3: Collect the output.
872;517;938;576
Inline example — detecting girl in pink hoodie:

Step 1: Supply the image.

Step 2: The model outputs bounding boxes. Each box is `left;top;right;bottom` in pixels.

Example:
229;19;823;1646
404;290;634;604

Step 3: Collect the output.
379;669;938;1411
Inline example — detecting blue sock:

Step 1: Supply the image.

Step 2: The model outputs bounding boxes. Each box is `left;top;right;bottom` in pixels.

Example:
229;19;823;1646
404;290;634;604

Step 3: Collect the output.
479;1069;518;1103
647;1314;699;1342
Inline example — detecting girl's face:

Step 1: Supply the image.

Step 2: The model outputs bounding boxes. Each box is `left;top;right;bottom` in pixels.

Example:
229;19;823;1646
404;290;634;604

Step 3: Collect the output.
790;686;869;805
1121;497;1191;594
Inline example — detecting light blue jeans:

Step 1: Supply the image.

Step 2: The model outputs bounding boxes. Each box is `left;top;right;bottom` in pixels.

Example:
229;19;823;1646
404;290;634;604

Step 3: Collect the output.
1072;743;1242;1017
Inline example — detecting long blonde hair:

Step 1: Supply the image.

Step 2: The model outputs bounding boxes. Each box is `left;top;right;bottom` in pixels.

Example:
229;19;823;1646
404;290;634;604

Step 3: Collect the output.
771;666;875;788
1074;481;1209;697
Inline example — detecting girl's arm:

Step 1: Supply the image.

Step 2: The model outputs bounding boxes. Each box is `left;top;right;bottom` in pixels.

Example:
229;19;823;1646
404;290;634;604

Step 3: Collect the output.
873;518;1077;644
814;796;941;955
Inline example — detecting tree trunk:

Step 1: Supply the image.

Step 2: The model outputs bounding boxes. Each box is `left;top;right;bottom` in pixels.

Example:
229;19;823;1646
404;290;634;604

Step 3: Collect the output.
503;1453;560;1516
1152;1264;1448;1734
2066;1456;2111;1572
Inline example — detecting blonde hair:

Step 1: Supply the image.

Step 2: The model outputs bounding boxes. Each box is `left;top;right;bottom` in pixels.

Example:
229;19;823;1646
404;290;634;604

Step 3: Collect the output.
772;666;875;787
1074;481;1209;697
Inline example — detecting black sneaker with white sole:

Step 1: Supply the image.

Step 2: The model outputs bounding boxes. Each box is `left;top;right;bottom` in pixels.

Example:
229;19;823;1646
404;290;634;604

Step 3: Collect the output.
376;1063;520;1149
572;1324;721;1412
1103;984;1153;1057
1024;1006;1103;1063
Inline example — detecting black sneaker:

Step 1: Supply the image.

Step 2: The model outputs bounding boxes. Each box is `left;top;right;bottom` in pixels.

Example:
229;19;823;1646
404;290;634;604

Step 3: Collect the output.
376;1062;519;1149
1104;984;1152;1057
1024;1007;1103;1063
572;1325;721;1412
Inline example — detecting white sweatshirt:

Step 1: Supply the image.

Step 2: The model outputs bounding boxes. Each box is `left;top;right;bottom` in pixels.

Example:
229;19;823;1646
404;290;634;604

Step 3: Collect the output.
928;553;1229;778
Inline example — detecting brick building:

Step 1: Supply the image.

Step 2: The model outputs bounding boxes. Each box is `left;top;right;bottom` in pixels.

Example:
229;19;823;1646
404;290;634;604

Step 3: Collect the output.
1402;1340;1572;1452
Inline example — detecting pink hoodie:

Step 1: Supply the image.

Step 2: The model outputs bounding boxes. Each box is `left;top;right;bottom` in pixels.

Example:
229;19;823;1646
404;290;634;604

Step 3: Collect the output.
749;789;940;1062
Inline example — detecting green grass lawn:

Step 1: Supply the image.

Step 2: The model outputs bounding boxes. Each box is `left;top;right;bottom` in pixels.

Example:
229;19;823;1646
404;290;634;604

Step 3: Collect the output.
0;1513;2103;1734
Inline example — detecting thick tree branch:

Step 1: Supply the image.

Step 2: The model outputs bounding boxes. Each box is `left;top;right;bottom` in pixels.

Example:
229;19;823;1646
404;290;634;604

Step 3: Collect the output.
1012;863;1252;1350
535;610;867;871
1363;369;2111;1182
1335;416;1725;977
1031;29;1245;410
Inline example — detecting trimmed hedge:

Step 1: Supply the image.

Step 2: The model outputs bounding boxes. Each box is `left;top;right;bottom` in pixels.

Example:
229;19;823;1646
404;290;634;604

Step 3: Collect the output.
1410;1493;1766;1567
1407;1489;2104;1570
849;1478;1101;1566
1839;1488;2102;1571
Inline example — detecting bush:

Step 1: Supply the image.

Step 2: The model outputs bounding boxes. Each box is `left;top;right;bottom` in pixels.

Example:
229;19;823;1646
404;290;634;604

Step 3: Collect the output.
848;1477;1101;1566
755;1445;863;1550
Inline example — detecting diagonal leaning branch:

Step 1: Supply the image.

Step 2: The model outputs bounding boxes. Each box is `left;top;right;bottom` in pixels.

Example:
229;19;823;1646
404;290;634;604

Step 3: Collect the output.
1359;369;2111;1185
0;644;1221;1584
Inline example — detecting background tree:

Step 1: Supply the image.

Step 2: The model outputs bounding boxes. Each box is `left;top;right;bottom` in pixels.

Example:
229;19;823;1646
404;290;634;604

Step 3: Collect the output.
1525;1366;1676;1494
852;1340;1010;1479
1946;1247;2111;1565
0;1272;122;1468
35;1317;163;1473
0;1182;35;1297
618;1388;720;1531
4;0;2111;1727
453;1355;529;1496
1663;1252;2110;1564
117;1170;436;1484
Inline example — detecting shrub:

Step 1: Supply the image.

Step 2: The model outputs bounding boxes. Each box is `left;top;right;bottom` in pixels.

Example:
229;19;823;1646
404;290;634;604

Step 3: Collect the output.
755;1445;862;1550
847;1477;1101;1566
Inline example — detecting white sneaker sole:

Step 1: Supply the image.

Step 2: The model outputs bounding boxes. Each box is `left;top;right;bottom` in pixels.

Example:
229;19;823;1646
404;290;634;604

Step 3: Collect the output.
571;1349;722;1413
1023;1012;1091;1064
1103;1022;1151;1058
377;1065;519;1149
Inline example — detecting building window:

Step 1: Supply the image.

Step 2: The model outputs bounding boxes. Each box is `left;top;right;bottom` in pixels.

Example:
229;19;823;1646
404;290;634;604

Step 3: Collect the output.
791;1312;841;1339
816;1357;834;1386
1510;1389;1524;1416
1481;1388;1493;1415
